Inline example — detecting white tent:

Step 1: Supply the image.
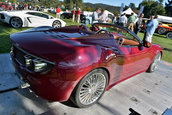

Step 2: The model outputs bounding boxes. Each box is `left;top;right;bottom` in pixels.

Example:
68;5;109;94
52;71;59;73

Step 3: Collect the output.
122;8;137;16
157;15;172;24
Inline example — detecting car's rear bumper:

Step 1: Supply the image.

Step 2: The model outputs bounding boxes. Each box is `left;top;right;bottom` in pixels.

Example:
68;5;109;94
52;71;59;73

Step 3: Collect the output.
11;52;78;102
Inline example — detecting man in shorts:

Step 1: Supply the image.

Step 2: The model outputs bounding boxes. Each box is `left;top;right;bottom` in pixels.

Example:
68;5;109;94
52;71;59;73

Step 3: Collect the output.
144;15;159;48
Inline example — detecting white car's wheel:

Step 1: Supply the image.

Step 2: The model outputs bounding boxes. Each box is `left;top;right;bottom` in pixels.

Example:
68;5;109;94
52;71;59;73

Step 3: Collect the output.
52;20;61;28
10;17;23;28
158;27;166;35
166;32;172;39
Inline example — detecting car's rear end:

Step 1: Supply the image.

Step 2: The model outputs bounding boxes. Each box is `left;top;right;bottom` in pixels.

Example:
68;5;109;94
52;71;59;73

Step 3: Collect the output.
10;26;101;101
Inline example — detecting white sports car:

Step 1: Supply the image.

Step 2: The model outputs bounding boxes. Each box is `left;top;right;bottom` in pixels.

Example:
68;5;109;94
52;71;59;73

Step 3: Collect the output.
0;10;66;28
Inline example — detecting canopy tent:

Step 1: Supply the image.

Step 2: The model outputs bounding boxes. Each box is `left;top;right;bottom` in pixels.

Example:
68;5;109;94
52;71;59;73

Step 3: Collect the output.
157;15;172;24
122;8;137;16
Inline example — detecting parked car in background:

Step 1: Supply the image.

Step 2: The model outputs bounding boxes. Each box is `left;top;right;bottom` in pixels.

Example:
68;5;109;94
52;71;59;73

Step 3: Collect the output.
10;23;162;108
0;10;66;28
156;24;172;39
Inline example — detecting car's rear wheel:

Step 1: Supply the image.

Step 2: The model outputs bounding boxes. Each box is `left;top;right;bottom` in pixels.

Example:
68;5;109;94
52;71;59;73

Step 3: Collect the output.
71;69;108;108
146;52;161;73
166;32;172;39
158;27;166;35
52;20;61;28
10;17;23;28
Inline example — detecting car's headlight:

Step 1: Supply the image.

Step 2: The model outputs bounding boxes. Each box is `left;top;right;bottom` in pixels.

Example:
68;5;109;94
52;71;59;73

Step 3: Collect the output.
24;55;53;74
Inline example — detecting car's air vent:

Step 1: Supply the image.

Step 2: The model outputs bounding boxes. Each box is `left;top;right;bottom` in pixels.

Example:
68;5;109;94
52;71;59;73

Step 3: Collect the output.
49;34;68;39
13;46;26;65
0;14;5;19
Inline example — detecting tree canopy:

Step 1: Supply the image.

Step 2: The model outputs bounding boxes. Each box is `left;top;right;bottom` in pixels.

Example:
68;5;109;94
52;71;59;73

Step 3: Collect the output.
165;0;172;16
64;0;83;10
139;0;165;18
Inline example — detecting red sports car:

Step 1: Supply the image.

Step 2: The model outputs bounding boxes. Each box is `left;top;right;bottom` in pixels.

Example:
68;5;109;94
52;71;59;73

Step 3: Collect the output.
10;23;162;108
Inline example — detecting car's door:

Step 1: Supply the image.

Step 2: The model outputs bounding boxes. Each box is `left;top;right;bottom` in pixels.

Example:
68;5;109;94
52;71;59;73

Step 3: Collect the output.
114;29;152;81
26;12;51;27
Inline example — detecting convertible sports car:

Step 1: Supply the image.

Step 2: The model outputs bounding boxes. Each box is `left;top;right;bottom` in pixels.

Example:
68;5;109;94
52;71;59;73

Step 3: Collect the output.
0;10;66;28
10;23;162;108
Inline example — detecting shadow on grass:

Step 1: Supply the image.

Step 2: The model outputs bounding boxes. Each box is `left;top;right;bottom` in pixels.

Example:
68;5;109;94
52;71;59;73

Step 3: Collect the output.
153;33;167;38
163;48;172;52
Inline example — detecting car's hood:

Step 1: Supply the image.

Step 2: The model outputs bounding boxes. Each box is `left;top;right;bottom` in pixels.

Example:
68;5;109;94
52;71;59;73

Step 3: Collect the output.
10;26;115;62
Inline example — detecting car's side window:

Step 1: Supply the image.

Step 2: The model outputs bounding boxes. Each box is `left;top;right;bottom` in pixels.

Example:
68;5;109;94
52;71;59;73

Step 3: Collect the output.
40;13;49;19
96;25;139;47
26;12;49;19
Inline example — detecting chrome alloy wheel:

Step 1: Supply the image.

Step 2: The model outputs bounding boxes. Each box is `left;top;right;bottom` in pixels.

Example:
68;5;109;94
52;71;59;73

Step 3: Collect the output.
10;17;22;28
53;20;61;28
79;73;107;105
151;53;161;71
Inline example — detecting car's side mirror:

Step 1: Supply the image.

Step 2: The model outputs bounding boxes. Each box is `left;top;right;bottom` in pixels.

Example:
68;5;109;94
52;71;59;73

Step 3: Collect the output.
138;43;143;51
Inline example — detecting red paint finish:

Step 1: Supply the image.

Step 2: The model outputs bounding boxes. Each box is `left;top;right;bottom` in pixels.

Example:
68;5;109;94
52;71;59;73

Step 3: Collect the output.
10;24;162;101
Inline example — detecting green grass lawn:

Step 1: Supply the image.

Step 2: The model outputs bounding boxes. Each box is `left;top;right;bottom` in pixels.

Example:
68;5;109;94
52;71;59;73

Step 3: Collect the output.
0;12;171;63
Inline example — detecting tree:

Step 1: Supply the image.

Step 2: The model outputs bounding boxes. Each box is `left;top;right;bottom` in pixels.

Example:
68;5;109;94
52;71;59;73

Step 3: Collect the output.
165;0;172;16
129;3;136;10
138;0;165;18
85;6;93;11
64;0;73;10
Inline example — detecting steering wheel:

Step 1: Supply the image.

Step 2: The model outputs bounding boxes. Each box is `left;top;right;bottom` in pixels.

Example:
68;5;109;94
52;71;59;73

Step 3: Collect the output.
96;29;109;34
79;24;89;31
117;37;124;46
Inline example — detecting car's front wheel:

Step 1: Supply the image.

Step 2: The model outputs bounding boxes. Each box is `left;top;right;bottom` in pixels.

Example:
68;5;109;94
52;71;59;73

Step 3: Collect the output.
71;69;108;108
10;17;23;28
166;32;172;39
146;52;161;73
52;20;61;28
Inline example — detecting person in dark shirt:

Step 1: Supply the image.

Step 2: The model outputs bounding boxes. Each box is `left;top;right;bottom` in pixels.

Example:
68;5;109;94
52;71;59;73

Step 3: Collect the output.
134;13;144;35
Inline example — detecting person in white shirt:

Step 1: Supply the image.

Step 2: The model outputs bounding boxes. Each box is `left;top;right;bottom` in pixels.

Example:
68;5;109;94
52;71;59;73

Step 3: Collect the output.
119;13;127;27
98;9;108;23
92;8;100;23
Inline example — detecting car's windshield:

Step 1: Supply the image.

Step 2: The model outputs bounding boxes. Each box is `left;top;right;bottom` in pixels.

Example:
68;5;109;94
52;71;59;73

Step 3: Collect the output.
94;23;139;42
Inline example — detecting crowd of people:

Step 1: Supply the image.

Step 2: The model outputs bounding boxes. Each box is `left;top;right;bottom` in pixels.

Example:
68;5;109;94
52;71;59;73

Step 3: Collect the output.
92;8;111;24
0;2;41;11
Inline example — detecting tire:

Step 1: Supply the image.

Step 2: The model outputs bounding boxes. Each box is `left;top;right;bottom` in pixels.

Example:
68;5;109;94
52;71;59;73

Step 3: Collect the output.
146;52;161;73
166;32;172;39
10;17;23;28
85;19;90;24
52;20;61;28
158;27;166;35
71;69;108;108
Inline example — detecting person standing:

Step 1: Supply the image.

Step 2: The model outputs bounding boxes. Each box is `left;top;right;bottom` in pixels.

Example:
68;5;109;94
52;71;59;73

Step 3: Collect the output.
92;8;100;23
128;13;136;31
98;9;108;23
119;13;127;27
143;15;159;48
77;8;81;23
56;6;61;19
72;7;76;22
134;13;144;35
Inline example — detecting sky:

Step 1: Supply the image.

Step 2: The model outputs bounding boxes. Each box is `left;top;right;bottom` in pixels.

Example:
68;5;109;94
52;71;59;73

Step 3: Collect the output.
83;0;168;7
